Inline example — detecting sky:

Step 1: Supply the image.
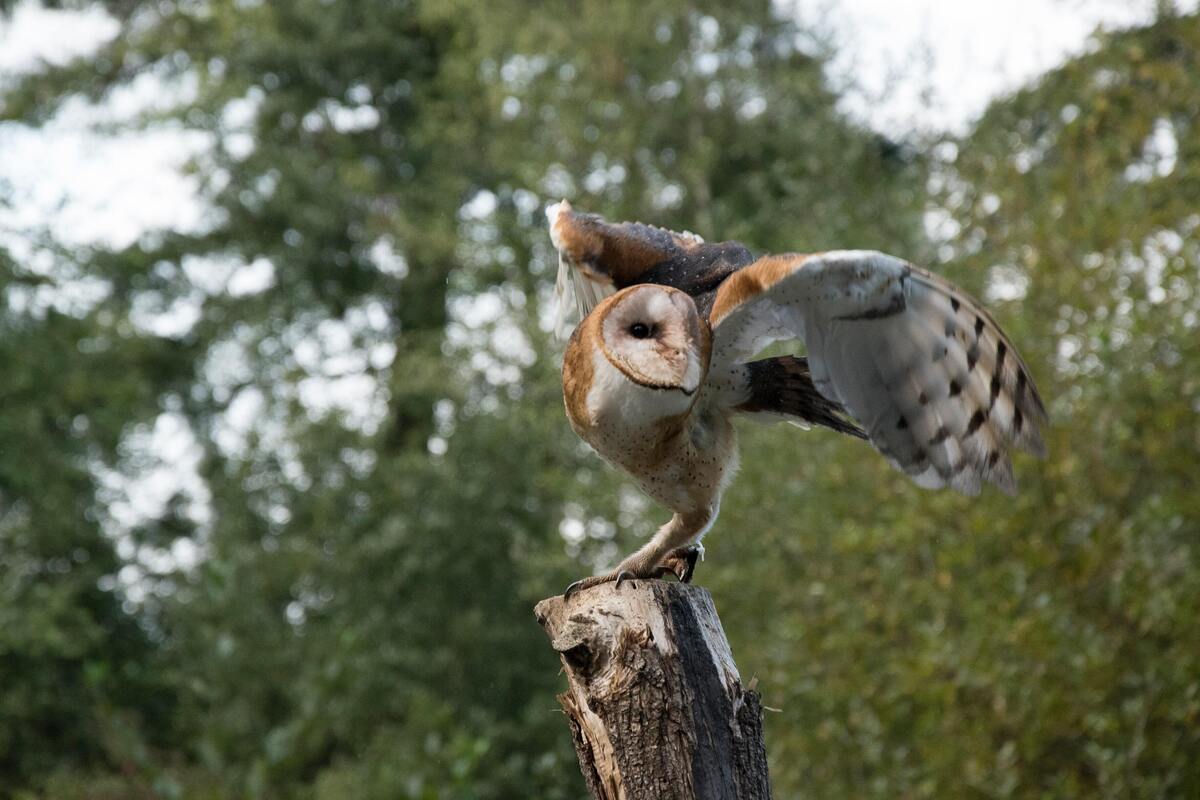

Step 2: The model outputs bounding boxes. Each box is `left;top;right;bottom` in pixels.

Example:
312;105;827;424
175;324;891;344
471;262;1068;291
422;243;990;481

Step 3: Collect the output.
1;0;1193;250
0;0;1191;583
796;0;1197;133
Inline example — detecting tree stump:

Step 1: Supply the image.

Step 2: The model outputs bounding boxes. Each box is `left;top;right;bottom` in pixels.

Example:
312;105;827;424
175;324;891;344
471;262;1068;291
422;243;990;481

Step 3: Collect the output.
534;580;770;800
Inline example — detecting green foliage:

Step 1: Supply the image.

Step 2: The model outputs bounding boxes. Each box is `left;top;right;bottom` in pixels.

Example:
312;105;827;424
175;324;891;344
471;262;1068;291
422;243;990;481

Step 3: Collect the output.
712;12;1200;799
1;1;1198;798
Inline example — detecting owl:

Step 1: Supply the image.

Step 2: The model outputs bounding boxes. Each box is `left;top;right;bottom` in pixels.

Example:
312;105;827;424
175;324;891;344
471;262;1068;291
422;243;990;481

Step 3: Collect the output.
549;201;1047;596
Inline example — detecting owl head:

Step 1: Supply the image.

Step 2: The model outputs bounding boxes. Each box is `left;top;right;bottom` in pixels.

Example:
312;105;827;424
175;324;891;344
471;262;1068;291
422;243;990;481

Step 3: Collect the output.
564;284;709;430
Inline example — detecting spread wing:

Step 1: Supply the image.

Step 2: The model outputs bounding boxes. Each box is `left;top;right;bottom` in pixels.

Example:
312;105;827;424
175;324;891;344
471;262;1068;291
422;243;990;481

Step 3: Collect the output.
547;201;738;334
547;200;704;327
735;355;867;439
708;251;1048;495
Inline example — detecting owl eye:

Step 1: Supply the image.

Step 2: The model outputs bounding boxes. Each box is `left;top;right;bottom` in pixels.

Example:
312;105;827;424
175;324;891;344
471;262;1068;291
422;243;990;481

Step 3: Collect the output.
629;322;652;339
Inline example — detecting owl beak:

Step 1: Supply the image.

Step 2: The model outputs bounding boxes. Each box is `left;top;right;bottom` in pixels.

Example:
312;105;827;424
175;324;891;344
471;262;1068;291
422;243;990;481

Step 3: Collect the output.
679;356;702;396
621;353;699;395
669;293;704;395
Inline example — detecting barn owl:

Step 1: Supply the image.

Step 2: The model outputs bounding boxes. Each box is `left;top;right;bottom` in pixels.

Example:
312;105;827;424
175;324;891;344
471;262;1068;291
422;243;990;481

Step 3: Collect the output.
549;201;1047;596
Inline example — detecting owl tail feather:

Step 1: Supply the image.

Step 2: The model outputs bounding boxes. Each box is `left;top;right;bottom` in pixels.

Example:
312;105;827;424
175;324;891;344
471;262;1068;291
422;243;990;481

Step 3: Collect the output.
552;245;616;340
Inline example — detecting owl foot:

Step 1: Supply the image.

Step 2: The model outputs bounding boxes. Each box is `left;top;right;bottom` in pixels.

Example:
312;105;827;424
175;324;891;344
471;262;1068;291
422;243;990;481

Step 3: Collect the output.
657;544;703;583
563;569;640;599
563;544;707;597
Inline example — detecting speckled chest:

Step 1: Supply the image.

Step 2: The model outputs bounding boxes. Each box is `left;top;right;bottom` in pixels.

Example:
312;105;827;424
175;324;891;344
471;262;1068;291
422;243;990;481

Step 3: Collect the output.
586;398;737;513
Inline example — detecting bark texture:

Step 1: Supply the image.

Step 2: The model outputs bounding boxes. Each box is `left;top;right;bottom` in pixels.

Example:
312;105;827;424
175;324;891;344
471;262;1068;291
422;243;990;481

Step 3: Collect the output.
534;581;770;800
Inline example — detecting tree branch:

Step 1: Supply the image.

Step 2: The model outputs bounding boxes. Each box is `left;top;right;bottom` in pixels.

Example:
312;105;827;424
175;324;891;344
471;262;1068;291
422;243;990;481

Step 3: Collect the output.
535;581;771;799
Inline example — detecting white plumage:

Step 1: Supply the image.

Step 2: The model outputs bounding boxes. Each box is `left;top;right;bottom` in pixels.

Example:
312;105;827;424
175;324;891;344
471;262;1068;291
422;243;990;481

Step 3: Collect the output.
707;251;1046;495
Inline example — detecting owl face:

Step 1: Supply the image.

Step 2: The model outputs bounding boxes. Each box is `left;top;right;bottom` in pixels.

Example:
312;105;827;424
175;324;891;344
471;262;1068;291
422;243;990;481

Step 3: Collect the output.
597;284;706;395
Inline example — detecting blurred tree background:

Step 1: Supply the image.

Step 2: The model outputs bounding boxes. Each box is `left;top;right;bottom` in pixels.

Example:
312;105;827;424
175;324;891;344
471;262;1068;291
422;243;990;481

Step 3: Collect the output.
0;0;1197;798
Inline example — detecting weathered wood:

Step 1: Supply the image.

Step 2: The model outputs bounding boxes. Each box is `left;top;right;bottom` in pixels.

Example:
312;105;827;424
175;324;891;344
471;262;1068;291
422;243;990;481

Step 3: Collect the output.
534;580;770;800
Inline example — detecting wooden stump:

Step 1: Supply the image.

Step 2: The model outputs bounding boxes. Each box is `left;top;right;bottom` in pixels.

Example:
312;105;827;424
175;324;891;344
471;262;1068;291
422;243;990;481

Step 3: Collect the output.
534;580;771;800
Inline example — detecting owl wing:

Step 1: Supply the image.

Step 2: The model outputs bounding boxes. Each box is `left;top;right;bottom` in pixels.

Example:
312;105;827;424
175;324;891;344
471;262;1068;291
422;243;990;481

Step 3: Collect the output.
547;202;751;333
548;201;703;325
735;355;867;439
708;250;1048;495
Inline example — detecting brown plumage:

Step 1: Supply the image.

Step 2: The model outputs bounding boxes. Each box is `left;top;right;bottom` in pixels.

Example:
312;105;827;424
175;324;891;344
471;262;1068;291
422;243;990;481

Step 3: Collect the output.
550;202;1048;594
736;356;866;439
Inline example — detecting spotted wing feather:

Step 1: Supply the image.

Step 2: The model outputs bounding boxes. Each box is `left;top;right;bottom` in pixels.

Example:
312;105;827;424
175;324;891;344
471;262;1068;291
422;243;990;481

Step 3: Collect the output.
708;251;1047;495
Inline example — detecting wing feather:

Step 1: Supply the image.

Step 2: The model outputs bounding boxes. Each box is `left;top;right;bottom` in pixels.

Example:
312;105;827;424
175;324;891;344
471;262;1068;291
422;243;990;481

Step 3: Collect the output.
708;251;1047;495
549;205;617;337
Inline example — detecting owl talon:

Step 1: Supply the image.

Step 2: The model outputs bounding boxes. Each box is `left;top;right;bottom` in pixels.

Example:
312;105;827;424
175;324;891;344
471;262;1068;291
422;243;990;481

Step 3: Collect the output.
563;572;623;598
678;545;702;583
563;577;608;599
656;544;704;583
562;567;644;597
614;570;638;589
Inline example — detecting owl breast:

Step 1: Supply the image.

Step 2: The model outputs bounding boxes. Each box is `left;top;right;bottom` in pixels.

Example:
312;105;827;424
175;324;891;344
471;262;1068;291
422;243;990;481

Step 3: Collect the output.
570;351;736;512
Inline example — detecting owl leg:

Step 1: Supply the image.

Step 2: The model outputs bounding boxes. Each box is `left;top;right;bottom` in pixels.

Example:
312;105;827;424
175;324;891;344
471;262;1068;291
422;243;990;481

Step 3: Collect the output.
563;509;711;597
646;544;704;583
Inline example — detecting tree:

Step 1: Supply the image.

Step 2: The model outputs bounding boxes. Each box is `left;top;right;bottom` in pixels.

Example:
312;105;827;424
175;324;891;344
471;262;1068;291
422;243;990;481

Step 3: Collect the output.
1;0;925;797
0;187;187;788
13;2;1196;799
710;10;1200;798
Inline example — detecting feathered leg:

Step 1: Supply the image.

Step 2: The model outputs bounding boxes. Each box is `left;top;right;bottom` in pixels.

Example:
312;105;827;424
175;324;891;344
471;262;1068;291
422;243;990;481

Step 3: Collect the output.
563;508;713;597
